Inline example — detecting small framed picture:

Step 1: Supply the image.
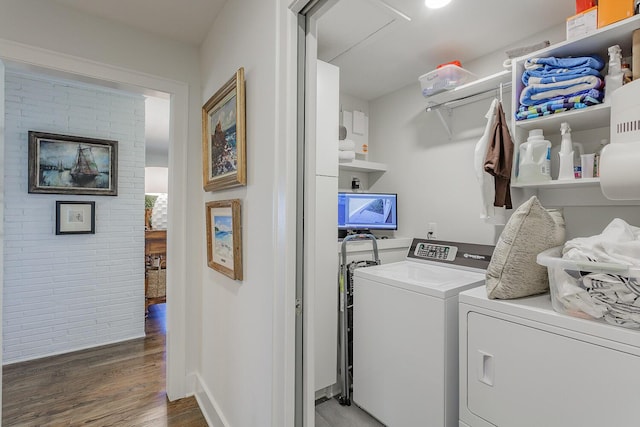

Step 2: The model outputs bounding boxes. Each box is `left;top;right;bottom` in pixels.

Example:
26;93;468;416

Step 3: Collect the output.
202;67;246;192
56;201;96;235
205;199;242;280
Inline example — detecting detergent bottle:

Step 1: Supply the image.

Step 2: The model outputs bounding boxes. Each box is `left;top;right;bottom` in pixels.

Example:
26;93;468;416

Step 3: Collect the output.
594;139;609;177
518;129;551;183
558;122;576;180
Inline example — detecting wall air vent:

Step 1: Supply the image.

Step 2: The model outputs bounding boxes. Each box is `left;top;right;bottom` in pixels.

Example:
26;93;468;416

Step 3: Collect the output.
615;119;640;135
610;80;640;145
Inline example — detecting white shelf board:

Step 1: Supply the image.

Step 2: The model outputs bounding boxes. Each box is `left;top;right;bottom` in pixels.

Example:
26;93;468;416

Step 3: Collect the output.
338;159;388;173
512;15;640;62
515;104;610;134
512;177;600;189
424;70;511;109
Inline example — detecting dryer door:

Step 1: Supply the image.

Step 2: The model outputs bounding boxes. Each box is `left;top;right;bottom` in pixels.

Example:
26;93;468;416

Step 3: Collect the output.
467;312;640;427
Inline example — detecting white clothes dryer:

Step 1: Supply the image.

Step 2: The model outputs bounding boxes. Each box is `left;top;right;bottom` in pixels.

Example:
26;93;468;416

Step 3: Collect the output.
352;238;494;427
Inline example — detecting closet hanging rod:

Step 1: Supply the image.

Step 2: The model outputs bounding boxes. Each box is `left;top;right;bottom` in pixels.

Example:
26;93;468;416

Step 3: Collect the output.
425;81;512;112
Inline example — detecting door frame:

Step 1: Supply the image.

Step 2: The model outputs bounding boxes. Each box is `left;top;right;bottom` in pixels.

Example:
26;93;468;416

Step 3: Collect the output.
0;39;191;400
291;1;340;425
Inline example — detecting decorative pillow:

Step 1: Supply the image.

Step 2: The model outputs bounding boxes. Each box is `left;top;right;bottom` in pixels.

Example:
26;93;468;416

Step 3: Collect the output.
486;196;565;299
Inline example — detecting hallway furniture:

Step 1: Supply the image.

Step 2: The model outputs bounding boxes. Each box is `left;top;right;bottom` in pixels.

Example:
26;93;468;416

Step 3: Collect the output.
145;229;167;312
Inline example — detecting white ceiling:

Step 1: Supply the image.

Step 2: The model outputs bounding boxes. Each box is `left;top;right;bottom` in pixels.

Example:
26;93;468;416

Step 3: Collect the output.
46;0;576;154
49;0;577;101
317;0;575;100
51;0;227;45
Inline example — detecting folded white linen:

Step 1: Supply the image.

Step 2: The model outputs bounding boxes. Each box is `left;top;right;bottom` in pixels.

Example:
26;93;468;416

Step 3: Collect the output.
338;139;355;151
556;218;640;328
338;150;355;161
562;218;640;267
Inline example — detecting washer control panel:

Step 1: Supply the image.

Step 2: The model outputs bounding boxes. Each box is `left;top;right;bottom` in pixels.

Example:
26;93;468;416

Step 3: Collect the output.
413;242;458;262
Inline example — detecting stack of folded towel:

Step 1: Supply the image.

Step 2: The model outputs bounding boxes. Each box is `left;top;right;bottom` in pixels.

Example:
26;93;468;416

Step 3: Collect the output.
516;55;605;121
338;139;355;161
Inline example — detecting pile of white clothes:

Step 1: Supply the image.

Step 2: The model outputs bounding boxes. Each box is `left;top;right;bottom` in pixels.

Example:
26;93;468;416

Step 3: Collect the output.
558;218;640;328
338;139;355;161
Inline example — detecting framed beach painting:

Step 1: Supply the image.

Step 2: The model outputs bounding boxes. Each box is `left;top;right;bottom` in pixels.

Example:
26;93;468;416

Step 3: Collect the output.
205;199;243;280
28;131;118;196
56;201;96;235
202;67;246;192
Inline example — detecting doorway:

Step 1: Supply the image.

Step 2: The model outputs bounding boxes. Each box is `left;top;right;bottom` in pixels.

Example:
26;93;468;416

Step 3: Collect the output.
295;1;386;426
0;42;191;403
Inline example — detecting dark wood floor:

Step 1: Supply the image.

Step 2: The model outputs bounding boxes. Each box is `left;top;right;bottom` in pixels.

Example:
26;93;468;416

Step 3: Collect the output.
2;304;208;426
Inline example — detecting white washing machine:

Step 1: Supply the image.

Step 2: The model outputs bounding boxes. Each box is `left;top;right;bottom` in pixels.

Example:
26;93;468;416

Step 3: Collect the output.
352;238;494;427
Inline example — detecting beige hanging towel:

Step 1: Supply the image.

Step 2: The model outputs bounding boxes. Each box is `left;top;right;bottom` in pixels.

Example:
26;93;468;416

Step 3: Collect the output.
484;102;514;209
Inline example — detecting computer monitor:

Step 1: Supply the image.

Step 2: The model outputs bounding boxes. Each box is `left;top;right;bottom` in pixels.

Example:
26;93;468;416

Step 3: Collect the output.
338;192;397;233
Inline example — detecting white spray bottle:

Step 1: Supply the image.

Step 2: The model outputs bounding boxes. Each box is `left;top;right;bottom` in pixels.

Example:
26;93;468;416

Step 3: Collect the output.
605;45;623;103
558;122;575;180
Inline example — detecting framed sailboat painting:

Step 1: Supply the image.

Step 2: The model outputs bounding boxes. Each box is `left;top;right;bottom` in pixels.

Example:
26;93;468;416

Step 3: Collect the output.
202;67;246;192
28;131;118;196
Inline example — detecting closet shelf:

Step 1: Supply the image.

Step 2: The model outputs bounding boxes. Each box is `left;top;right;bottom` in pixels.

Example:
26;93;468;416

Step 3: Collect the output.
512;177;600;189
424;70;511;111
514;104;610;134
338;159;388;173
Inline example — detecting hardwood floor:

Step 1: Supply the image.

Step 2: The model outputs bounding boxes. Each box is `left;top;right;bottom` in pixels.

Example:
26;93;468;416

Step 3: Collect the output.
2;304;208;426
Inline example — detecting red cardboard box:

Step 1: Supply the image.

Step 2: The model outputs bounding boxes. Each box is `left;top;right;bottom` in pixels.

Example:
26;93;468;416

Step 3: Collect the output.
576;0;596;14
597;0;635;28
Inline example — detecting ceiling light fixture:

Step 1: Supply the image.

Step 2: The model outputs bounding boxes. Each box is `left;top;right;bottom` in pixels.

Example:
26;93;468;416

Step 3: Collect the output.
425;0;452;9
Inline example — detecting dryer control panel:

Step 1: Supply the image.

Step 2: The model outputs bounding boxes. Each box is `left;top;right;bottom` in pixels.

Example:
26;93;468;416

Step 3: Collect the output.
414;242;458;261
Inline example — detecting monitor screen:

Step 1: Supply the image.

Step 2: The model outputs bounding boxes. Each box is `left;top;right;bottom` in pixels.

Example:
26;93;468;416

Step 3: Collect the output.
338;192;398;231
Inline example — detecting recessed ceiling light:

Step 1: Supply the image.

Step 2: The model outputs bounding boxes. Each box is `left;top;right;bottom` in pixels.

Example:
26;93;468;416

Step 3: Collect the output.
425;0;452;9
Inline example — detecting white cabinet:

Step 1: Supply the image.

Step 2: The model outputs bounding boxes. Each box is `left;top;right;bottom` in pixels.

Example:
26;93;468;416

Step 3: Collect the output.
316;60;340;177
314;175;339;391
459;287;640;427
511;15;640;192
314;60;340;392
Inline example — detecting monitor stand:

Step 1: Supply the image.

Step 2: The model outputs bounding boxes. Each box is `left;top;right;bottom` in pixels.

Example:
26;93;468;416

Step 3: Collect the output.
339;229;376;240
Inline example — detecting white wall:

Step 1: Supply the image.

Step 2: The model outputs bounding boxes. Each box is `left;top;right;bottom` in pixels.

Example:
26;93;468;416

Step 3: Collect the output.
3;71;145;363
368;82;501;244
197;0;292;425
364;24;567;245
0;59;5;411
0;0;203;399
366;22;640;244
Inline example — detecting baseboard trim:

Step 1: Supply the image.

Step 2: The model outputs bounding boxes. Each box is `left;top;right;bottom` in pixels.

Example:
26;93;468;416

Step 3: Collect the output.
2;333;146;366
194;373;230;427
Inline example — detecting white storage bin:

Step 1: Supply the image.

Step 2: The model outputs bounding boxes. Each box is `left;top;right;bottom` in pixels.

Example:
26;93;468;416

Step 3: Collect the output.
537;246;640;329
419;64;477;97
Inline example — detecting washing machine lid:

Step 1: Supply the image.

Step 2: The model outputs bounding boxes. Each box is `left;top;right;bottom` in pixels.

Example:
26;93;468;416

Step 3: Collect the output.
354;261;487;298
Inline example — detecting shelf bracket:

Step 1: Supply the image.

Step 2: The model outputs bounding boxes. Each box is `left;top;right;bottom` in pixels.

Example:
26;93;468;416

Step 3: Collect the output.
433;108;453;138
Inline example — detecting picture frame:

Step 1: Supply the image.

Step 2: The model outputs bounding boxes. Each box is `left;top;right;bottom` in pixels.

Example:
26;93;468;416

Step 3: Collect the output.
202;67;246;192
28;131;118;196
56;201;96;235
205;199;243;280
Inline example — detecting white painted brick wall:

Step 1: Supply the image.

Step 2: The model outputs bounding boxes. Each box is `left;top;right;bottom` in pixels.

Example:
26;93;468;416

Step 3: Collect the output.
3;71;146;364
